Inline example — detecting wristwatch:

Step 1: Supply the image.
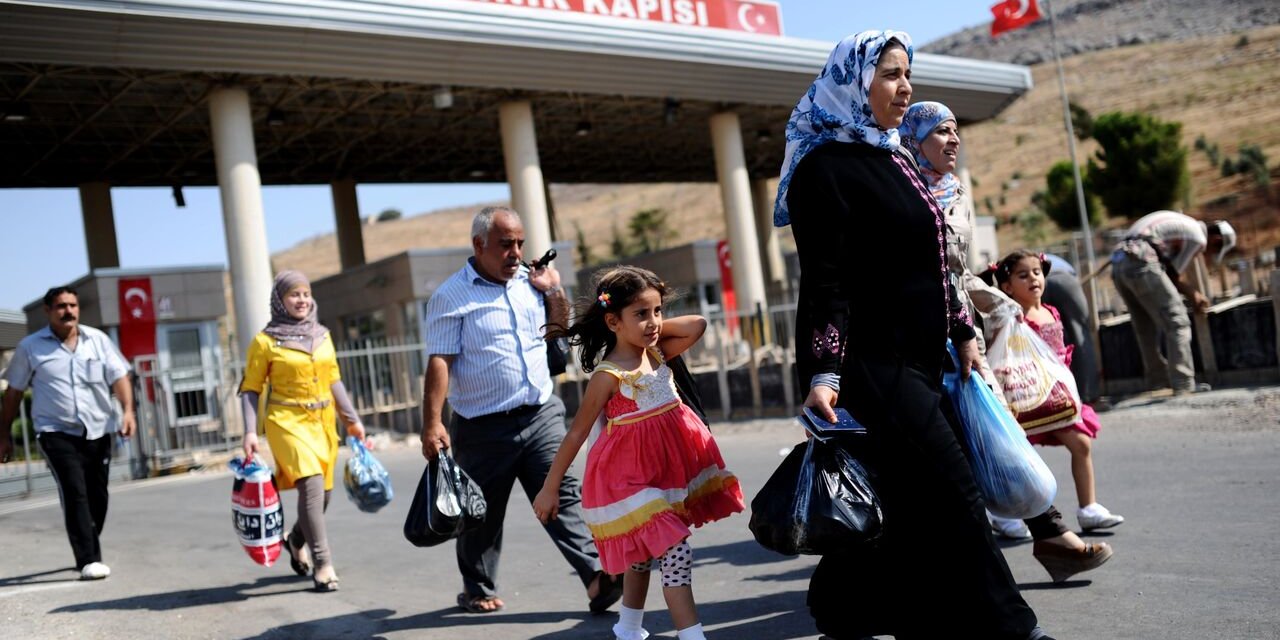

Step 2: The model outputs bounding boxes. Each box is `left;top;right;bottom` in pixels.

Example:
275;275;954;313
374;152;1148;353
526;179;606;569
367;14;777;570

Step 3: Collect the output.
543;285;563;296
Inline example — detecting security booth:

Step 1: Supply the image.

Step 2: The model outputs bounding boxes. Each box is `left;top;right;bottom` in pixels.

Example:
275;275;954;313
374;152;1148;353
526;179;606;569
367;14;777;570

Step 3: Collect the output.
311;241;576;433
23;266;231;470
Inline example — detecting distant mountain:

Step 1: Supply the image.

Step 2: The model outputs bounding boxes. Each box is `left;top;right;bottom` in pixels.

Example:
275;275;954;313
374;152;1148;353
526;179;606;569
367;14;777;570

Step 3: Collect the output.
922;0;1280;64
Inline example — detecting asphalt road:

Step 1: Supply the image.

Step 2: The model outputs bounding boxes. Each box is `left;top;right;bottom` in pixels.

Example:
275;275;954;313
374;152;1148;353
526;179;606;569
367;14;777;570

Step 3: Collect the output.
2;387;1278;639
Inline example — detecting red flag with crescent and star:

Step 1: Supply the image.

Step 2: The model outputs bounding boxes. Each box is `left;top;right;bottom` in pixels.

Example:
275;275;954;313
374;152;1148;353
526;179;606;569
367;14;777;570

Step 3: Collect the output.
990;0;1042;36
118;277;157;362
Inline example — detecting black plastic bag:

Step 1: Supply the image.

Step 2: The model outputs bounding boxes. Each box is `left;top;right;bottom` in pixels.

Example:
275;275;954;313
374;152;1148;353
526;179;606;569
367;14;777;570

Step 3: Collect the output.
404;448;487;547
668;354;709;426
749;436;883;556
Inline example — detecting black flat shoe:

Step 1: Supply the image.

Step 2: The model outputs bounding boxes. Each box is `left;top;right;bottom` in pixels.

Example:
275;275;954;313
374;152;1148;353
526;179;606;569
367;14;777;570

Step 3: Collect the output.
284;532;311;577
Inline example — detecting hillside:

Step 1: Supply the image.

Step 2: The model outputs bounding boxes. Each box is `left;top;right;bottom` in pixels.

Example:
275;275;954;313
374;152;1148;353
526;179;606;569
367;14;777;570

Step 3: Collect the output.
275;26;1280;282
922;0;1280;65
964;25;1280;259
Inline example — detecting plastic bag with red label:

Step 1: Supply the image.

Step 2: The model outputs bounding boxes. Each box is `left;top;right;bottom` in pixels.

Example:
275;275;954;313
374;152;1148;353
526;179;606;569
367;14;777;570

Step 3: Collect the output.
228;456;285;567
985;306;1082;436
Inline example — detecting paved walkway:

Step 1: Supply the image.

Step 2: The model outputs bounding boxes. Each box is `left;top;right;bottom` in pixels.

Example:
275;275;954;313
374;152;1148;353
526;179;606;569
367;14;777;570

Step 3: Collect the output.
2;387;1278;639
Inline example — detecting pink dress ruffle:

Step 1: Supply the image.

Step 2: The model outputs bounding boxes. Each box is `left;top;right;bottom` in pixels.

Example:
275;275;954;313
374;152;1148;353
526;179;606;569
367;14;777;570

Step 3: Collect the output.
1025;304;1101;446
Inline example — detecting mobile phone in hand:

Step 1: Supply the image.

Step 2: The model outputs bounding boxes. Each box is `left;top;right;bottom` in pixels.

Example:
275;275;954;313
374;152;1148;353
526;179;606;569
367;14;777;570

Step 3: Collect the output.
800;406;867;437
529;249;557;271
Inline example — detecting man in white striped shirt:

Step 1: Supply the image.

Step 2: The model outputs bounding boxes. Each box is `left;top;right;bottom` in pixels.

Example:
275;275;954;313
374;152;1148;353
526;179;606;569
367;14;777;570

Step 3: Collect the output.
1110;210;1235;394
419;206;621;615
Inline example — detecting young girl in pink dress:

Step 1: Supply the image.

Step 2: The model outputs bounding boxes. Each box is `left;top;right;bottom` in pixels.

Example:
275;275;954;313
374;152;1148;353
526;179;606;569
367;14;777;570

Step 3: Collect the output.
534;266;744;640
991;250;1125;531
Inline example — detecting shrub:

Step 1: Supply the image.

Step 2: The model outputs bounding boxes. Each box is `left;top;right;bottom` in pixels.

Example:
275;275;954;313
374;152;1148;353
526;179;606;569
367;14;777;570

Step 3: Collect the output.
1086;112;1189;219
1042;161;1103;230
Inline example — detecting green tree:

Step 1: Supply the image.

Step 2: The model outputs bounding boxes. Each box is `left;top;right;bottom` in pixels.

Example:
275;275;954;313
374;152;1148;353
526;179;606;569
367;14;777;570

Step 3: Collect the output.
1086;112;1189;220
1041;161;1103;230
376;208;402;222
1069;102;1094;140
627;208;675;254
609;222;631;260
574;221;595;266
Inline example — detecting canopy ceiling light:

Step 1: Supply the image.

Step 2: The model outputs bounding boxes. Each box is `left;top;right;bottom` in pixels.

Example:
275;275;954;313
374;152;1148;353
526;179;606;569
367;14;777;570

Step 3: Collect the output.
433;86;454;110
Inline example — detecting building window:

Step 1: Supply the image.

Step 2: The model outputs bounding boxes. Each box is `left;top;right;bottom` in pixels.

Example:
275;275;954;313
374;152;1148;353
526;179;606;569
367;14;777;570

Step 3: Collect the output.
341;310;386;346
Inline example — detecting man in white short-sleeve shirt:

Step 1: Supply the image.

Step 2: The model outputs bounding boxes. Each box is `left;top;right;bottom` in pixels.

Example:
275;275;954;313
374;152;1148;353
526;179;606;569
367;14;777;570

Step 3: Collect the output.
1110;211;1235;394
1;286;134;580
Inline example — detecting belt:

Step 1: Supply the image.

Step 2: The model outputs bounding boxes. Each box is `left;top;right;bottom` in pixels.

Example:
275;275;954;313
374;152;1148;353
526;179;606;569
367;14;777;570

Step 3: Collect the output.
480;404;540;419
269;398;331;410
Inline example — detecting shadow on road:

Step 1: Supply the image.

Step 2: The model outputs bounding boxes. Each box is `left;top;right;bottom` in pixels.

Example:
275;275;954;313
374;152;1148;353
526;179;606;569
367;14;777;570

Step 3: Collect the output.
232;588;817;639
0;567;79;587
1019;579;1093;590
49;575;310;612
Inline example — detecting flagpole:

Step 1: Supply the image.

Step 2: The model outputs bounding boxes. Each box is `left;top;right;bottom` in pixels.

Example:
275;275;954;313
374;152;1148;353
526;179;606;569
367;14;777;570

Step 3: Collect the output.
1044;0;1100;333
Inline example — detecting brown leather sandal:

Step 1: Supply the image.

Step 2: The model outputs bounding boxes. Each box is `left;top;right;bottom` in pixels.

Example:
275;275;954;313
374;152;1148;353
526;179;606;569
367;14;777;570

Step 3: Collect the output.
457;592;504;613
1033;540;1114;583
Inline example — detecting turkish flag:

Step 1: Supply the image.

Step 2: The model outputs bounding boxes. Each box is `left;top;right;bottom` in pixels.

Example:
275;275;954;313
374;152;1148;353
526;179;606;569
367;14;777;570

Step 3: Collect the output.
715;0;783;37
118;277;157;362
991;0;1042;36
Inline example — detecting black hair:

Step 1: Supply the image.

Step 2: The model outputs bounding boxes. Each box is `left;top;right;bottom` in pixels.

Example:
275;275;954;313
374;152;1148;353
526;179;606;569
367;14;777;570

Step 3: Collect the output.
547;265;670;373
982;249;1052;288
43;285;78;308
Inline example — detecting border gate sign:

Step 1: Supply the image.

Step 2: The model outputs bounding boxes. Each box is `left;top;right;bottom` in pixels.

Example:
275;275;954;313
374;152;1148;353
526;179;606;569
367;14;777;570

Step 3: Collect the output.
462;0;783;36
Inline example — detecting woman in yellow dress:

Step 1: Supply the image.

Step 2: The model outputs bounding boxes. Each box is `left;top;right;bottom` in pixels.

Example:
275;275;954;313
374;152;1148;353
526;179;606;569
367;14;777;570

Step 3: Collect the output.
240;270;365;591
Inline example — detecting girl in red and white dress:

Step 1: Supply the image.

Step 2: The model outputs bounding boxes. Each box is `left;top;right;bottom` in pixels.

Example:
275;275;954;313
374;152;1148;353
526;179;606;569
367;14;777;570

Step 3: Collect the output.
534;266;743;640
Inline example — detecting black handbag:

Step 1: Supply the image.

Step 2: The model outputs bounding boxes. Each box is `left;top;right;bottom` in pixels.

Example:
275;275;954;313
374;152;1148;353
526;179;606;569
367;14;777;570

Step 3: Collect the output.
748;434;883;556
546;335;569;377
404;448;487;547
667;354;709;426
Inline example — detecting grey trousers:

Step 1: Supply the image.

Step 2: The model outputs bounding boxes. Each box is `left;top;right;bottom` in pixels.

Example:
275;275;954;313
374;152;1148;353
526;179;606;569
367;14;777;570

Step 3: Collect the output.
450;395;601;598
1112;256;1196;392
1043;271;1100;402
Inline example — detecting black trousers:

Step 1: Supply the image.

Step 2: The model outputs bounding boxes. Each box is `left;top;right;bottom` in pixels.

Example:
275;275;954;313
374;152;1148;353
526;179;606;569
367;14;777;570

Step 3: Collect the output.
1044;271;1100;403
37;432;113;569
808;358;1037;640
450;395;601;598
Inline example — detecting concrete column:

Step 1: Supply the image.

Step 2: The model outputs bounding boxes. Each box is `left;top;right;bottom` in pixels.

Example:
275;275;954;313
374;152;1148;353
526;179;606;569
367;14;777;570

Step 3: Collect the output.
710;111;767;318
331;179;366;270
78;181;120;269
750;178;786;299
498;101;553;256
209;87;273;355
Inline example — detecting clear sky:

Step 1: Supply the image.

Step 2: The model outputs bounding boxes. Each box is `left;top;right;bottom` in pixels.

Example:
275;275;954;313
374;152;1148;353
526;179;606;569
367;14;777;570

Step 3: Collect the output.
0;1;994;311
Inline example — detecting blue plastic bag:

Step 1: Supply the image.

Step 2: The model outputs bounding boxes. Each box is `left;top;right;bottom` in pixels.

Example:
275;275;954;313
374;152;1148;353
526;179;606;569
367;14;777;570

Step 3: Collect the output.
942;341;1057;519
343;437;393;513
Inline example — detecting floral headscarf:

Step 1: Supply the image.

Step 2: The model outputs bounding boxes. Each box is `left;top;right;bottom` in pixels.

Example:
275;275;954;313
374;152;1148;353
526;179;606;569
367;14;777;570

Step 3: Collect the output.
773;29;914;227
899;101;962;212
262;270;328;354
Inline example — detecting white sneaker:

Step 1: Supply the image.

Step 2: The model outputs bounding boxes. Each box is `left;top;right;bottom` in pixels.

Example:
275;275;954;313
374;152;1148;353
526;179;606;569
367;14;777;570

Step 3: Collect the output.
989;513;1032;540
80;562;111;580
612;625;649;640
1077;503;1125;530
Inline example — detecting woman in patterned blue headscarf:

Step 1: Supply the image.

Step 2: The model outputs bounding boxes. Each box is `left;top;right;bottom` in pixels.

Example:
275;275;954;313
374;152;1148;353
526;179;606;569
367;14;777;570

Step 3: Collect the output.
899;101;961;211
773;29;912;228
779;31;1051;640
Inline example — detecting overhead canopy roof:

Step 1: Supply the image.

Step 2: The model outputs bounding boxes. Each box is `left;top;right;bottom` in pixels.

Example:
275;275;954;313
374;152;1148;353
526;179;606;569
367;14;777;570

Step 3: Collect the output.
0;0;1033;187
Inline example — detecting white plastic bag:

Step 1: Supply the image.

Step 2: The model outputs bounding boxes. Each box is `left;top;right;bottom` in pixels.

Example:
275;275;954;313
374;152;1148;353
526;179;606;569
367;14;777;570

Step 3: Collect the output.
985;306;1082;435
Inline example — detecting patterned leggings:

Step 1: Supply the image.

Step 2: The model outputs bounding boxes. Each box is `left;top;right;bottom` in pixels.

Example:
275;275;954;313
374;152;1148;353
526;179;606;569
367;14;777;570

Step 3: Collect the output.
630;540;693;588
